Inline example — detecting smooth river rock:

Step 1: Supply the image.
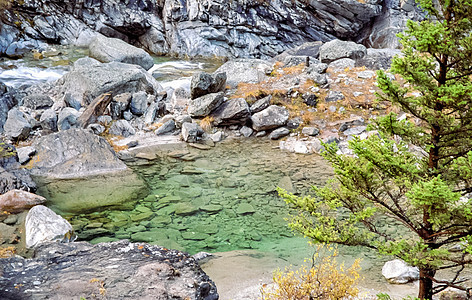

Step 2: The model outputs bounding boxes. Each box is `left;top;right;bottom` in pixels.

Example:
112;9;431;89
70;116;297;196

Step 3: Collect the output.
0;189;46;213
25;205;75;248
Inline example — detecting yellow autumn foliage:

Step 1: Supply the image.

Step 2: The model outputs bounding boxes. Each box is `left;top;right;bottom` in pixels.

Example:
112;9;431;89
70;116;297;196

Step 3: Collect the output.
261;246;361;300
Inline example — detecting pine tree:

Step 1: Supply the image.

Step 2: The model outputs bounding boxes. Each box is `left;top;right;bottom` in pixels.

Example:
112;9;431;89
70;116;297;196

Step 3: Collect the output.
280;0;472;298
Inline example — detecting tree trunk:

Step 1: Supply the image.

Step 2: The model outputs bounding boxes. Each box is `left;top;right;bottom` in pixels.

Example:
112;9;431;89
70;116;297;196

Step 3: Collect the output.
418;268;435;299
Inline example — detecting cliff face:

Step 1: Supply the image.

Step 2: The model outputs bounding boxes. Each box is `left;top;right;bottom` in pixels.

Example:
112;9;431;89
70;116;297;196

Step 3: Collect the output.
0;0;421;58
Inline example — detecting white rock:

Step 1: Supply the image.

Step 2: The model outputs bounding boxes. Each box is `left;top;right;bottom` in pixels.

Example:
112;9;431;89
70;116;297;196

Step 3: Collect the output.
382;259;419;284
26;205;75;248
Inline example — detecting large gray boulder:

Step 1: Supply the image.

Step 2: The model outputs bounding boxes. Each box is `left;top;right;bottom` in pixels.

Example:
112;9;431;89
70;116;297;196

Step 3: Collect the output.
215;59;272;88
25;205;75;248
0;241;218;300
56;57;161;106
190;72;227;99
187;92;225;117
27;128;128;179
211;98;251;126
382;259;419;284
3;108;32;140
319;39;367;64
251;105;290;131
89;35;154;70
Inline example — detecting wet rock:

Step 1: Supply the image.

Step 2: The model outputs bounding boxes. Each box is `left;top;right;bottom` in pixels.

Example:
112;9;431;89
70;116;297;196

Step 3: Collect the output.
109;120;136;137
3;108;32;140
250;95;271;114
216;59;272;88
382;259;419;284
155;119;176;135
25;205;75;248
77;93;113;128
211;98;251;126
182;122;204;143
320;39;367;64
236;203;255;215
39;108;57;132
57;107;80;130
57;58;161;107
251;105;289;131
22;94;54;110
28;128;127;179
191;71;227;99
269;127;290;140
188;92;225;117
0;241;218;300
89;35;154;70
0;189;46;213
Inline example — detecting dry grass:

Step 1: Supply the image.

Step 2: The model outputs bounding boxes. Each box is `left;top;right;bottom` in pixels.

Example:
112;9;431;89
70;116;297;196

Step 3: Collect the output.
0;246;16;258
199;116;214;132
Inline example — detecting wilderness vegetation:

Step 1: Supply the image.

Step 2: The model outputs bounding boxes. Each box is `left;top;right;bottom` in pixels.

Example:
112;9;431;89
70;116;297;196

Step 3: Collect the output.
279;0;472;298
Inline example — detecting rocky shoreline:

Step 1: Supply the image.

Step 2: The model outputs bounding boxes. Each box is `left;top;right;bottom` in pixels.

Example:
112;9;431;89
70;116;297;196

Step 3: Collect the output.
0;2;429;297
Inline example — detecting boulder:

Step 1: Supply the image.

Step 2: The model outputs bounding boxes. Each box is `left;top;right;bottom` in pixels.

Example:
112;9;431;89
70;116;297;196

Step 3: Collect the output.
382;259;419;284
182;122;204;143
130;91;149;116
39;108;58;132
0;189;46;213
0;167;35;194
89;35;154;70
240;126;254;138
251;105;289;131
320;40;367;64
56;58;161;106
108;120;136;138
0;241;218;300
275;41;323;62
110;93;132;119
190;71;227;99
356;48;402;70
155;119;176;135
269;127;290;140
57;107;80;130
211;98;251;126
3;108;32;140
22;94;54;110
215;59;272;88
187;92;225;117
302;127;320;136
25;205;75;248
27;128;128;179
77;93;113;127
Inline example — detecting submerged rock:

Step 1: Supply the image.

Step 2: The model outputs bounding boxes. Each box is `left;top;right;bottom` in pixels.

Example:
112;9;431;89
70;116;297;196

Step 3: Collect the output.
0;241;219;300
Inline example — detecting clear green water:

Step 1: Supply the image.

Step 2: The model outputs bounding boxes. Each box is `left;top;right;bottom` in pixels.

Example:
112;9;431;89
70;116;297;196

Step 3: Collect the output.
64;138;333;255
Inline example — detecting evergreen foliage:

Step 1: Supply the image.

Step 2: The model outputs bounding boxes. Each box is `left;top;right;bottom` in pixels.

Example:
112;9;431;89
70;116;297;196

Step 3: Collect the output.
280;0;472;298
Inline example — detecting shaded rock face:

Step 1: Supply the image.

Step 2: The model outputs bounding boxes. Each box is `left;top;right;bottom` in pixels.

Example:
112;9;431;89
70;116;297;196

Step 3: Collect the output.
0;0;399;59
0;241;219;300
0;142;37;194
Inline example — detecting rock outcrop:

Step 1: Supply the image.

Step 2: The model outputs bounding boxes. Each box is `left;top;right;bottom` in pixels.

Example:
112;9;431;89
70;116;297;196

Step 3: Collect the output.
0;0;416;59
0;240;219;300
